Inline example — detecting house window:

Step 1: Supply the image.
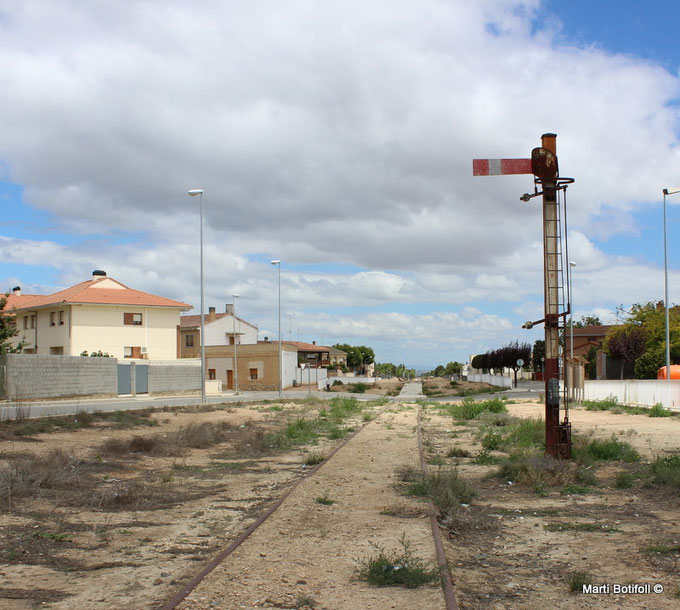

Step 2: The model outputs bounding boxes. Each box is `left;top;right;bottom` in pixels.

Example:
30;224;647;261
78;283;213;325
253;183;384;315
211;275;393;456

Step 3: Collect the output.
59;311;65;326
30;315;36;329
123;347;133;358
123;313;143;325
249;368;258;380
50;312;56;326
185;334;194;347
23;316;28;329
208;369;216;380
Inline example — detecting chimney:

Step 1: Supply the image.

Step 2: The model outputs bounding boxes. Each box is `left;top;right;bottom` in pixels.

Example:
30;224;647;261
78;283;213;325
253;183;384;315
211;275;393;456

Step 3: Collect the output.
264;336;269;342
225;303;234;314
208;306;216;321
92;269;107;280
12;286;21;296
312;341;316;345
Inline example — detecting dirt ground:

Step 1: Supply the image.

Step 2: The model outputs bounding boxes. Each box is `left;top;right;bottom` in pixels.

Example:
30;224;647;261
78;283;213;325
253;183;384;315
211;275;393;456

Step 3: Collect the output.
421;400;680;609
0;397;678;609
322;377;404;395
421;378;501;398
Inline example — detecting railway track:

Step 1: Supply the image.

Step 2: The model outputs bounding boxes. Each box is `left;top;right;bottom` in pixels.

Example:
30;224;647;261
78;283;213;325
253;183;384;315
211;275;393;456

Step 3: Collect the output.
159;402;458;610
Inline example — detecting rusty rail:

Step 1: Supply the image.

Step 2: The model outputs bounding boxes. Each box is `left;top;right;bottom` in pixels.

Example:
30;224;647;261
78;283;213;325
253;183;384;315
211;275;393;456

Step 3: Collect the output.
417;405;459;610
162;402;459;609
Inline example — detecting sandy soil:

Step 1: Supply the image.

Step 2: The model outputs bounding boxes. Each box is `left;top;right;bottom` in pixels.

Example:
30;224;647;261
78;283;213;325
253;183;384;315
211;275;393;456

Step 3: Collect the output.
421;400;680;609
0;396;678;609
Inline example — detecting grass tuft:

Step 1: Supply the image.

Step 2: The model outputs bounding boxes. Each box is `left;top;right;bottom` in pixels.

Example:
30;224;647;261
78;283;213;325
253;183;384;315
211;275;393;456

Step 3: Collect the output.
568;570;593;593
355;535;439;588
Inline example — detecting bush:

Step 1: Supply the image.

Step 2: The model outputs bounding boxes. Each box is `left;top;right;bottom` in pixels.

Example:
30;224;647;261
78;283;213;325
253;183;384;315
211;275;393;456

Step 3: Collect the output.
649;454;680;488
448;397;507;421
503;418;545;449
584;395;619;411
355;535;439;589
348;383;369;394
429;467;477;512
574;436;640;463
481;431;503;450
648;403;673;418
332;379;344;386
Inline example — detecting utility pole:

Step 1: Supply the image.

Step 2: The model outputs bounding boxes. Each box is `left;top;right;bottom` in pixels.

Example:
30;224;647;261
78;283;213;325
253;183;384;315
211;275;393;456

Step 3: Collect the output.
474;133;574;458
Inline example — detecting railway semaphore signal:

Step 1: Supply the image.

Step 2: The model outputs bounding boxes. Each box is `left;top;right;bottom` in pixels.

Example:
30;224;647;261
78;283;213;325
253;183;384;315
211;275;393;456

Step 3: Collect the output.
474;133;574;459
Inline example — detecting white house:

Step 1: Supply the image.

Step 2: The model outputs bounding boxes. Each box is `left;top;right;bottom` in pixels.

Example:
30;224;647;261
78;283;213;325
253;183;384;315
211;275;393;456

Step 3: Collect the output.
6;270;192;359
179;305;258;358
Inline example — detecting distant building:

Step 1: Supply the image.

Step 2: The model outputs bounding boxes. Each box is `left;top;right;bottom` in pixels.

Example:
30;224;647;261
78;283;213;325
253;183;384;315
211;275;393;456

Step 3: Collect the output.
179;305;258;358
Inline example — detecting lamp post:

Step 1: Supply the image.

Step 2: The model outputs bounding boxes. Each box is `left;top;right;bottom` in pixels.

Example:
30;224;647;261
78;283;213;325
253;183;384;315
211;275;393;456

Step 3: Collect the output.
569;261;576;360
271;260;282;399
662;188;679;385
188;189;205;403
232;293;239;393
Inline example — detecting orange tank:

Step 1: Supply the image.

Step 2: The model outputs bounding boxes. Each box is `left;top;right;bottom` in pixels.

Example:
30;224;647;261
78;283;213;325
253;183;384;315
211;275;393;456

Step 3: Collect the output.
657;365;680;380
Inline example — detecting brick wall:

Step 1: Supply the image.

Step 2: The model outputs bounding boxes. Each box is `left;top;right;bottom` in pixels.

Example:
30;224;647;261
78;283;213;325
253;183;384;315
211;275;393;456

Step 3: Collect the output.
1;353;118;400
148;360;201;395
0;354;202;401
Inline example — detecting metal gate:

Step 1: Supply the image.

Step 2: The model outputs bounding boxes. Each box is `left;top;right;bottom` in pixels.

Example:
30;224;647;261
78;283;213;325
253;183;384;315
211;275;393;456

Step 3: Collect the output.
135;364;149;394
117;364;131;395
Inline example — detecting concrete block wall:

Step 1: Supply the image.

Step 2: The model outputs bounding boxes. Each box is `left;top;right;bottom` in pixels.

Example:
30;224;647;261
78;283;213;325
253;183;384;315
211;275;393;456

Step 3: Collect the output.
2;353;117;400
148;359;201;395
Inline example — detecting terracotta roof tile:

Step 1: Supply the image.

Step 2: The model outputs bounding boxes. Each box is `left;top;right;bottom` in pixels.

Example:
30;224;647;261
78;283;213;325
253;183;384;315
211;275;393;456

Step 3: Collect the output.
3;293;40;311
283;341;330;352
9;277;191;311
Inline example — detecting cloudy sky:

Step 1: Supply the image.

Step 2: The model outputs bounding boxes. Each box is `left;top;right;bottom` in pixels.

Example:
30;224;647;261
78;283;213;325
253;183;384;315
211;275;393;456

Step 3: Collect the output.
1;0;679;369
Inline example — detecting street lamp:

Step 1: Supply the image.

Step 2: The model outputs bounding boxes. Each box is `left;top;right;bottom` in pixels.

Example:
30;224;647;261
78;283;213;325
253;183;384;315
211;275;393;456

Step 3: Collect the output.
662;188;679;384
271;260;282;399
569;261;576;360
188;188;205;403
232;294;239;394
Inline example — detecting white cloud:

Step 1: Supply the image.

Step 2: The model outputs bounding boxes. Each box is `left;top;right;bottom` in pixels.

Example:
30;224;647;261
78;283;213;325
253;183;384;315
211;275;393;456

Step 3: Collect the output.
1;1;679;365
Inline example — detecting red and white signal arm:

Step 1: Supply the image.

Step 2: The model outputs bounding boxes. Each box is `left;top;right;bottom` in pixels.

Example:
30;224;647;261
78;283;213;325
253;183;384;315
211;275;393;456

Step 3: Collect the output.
472;158;533;176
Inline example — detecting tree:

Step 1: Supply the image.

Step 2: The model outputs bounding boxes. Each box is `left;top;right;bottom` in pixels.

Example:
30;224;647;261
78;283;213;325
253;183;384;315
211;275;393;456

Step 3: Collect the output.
0;294;21;355
634;345;665;379
332;344;375;374
603;325;647;379
531;339;545;372
444;361;463;376
495;341;531;387
572;315;604;329
470;353;488;371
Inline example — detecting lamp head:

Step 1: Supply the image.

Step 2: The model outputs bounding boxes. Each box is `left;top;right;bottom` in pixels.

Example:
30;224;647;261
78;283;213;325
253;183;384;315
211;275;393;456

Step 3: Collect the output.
187;189;203;196
232;293;239;299
569;261;576;267
663;187;680;196
270;260;281;265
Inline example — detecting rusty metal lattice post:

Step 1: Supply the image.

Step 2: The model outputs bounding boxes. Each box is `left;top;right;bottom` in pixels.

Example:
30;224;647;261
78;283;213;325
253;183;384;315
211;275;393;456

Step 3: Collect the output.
473;133;572;458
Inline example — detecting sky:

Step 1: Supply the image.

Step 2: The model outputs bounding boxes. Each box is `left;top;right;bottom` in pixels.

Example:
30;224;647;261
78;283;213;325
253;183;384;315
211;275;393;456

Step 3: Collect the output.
1;0;680;370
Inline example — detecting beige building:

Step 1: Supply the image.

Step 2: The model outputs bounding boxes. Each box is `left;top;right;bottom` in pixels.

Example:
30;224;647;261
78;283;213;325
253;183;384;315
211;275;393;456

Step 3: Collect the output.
206;341;298;391
6;271;191;359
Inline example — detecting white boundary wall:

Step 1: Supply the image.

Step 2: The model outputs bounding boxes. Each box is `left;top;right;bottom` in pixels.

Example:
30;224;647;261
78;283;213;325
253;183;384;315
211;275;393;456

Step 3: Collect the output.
467;373;512;388
294;367;329;388
584;380;680;411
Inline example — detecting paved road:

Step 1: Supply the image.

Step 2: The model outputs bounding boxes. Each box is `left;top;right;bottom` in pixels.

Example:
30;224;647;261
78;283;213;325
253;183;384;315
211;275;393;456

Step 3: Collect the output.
0;390;381;420
394;381;424;399
0;381;545;420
